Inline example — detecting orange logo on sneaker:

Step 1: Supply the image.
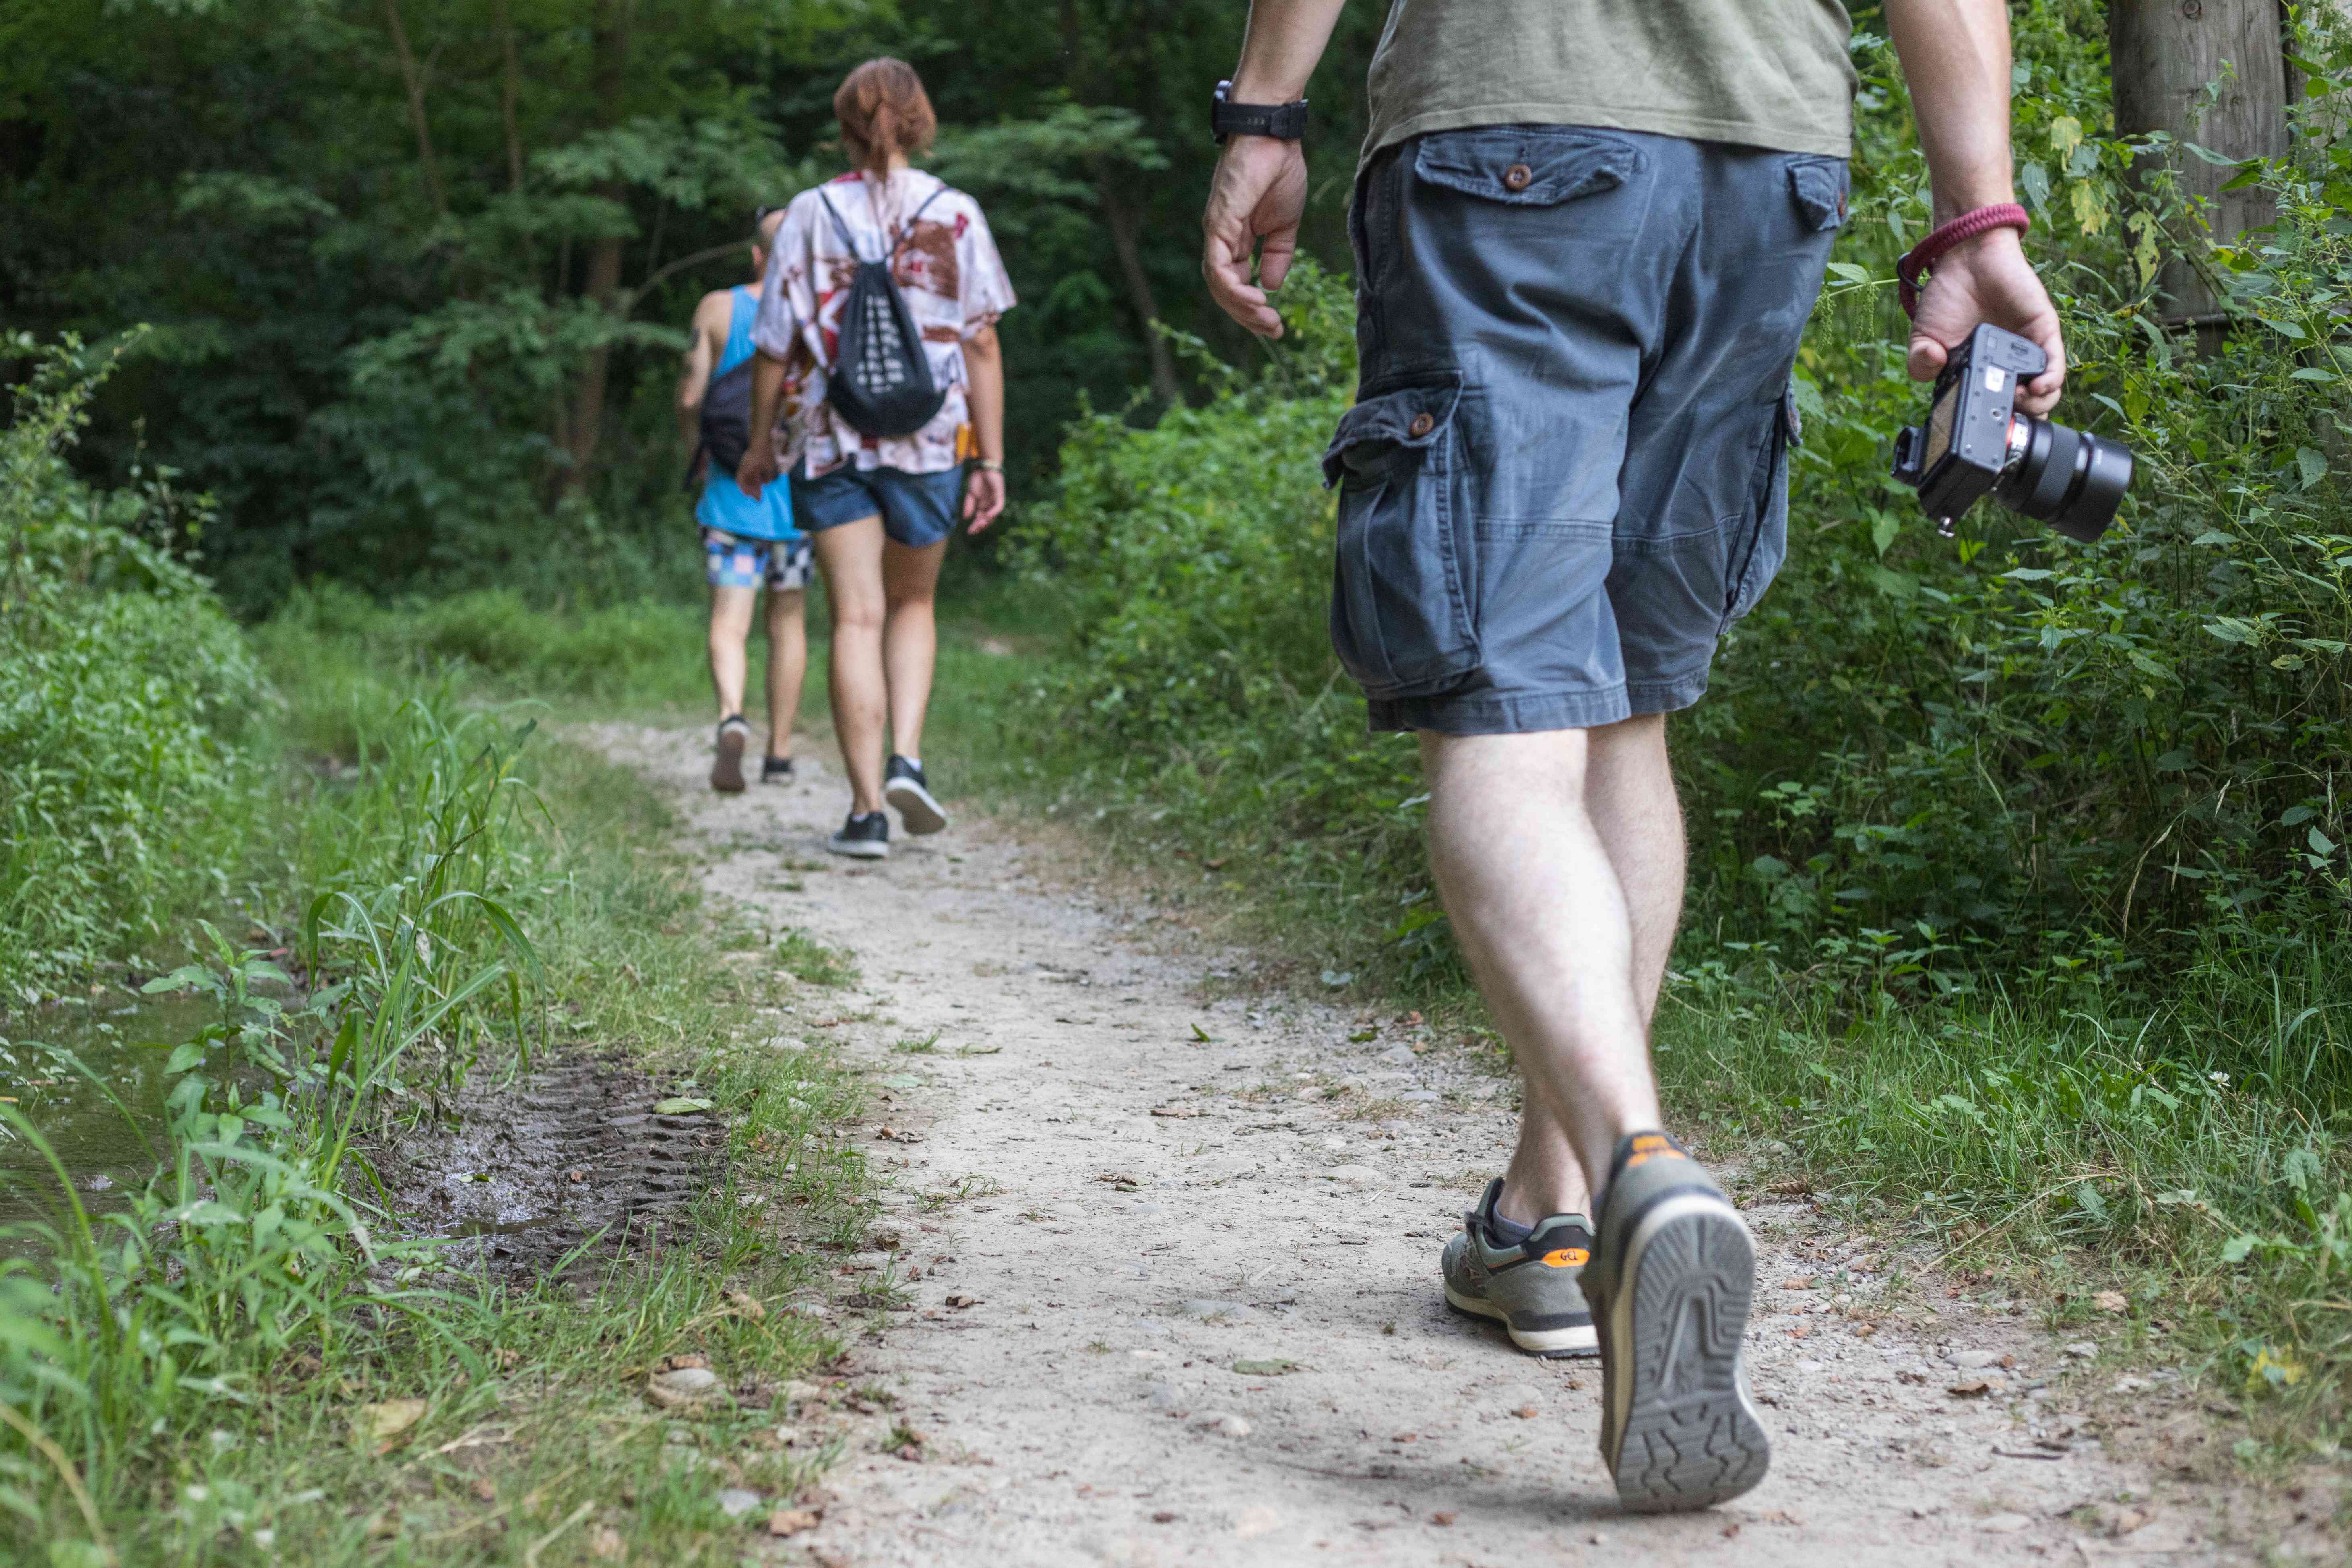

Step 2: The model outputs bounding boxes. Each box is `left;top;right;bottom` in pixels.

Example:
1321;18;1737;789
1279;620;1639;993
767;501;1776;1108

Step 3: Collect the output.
1623;1133;1688;1170
1541;1248;1590;1268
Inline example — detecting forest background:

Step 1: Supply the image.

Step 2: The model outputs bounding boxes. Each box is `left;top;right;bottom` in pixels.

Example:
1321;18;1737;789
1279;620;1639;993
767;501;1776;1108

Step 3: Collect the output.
12;0;2352;1529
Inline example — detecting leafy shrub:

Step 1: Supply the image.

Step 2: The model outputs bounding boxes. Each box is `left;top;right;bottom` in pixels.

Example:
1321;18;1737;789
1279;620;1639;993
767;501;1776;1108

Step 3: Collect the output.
0;335;268;997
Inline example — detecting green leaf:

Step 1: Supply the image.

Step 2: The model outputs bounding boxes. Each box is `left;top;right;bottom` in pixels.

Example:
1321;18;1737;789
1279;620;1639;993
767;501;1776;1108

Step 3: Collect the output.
166;1042;205;1074
2292;366;2340;382
2261;316;2310;341
1825;262;1872;285
652;1097;714;1115
2283;806;2319;827
143;965;211;995
2298;446;2330;488
2204;618;2259;645
2002;567;2055;581
2181;140;2245;166
2309;827;2338;857
1871;512;1900;557
2190;529;2238;546
2222;1233;2259;1264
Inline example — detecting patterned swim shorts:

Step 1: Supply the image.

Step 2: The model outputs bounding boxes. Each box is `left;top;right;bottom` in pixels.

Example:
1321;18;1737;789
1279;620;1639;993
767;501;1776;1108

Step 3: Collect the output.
702;528;814;592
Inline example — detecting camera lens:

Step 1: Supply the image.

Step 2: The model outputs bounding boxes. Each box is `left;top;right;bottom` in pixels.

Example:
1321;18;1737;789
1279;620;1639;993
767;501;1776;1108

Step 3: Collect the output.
1996;417;2134;543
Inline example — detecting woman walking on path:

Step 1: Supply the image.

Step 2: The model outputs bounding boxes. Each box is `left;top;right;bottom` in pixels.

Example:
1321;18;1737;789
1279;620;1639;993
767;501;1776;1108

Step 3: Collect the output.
739;57;1016;860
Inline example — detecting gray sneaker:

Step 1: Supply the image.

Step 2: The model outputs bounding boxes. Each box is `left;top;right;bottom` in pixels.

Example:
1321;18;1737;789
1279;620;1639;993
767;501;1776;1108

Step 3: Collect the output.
1582;1132;1769;1513
1440;1178;1599;1358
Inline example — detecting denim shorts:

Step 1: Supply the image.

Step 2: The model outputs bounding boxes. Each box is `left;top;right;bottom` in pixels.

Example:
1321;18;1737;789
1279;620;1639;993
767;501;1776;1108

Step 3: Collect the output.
702;527;812;592
789;462;964;548
1332;126;1848;734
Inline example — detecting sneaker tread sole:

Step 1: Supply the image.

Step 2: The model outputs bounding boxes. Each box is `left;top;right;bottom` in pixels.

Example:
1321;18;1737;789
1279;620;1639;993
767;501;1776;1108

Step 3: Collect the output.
1605;1195;1770;1512
825;838;888;860
885;777;948;835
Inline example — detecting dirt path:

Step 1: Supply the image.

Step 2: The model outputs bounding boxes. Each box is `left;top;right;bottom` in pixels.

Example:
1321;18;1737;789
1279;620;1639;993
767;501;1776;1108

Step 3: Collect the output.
588;723;2276;1568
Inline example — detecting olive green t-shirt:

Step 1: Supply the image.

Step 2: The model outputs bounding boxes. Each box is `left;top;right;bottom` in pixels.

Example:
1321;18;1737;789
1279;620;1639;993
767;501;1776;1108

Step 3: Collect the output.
1361;0;1857;169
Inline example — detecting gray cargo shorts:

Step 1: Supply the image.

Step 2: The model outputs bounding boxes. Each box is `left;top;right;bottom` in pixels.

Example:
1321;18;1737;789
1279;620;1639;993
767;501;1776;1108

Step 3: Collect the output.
1328;126;1848;733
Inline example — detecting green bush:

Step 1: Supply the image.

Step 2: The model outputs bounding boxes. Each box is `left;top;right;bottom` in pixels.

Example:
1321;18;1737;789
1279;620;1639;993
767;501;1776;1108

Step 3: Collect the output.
0;335;268;997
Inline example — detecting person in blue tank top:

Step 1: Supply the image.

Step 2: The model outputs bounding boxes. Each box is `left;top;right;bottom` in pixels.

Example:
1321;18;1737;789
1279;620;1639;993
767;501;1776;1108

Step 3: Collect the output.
679;207;814;793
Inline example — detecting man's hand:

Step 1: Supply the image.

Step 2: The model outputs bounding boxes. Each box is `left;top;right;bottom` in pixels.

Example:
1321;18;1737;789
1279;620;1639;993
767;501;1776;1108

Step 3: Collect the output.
1202;136;1309;338
963;467;1007;533
1907;229;2065;417
737;432;781;500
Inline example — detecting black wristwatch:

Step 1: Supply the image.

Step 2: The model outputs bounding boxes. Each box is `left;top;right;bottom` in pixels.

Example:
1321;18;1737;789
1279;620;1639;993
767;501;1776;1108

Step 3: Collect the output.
1213;80;1307;145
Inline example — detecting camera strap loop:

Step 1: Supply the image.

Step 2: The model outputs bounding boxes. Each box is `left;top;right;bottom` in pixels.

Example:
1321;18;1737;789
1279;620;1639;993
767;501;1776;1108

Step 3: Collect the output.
1896;203;2032;319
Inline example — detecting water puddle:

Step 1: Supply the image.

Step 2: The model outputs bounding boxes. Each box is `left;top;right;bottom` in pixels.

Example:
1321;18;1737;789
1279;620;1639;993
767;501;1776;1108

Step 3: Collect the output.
0;996;213;1247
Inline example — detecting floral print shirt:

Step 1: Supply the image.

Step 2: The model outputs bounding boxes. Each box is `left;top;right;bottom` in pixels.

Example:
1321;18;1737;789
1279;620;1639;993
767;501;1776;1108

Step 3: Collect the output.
751;168;1016;477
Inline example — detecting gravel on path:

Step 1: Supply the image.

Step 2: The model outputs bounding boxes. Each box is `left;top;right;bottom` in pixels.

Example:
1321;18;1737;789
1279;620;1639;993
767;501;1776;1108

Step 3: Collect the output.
588;723;2265;1568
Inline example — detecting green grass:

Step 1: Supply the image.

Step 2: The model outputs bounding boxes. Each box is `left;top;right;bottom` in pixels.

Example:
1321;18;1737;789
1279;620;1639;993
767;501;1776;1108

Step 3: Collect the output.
0;632;885;1565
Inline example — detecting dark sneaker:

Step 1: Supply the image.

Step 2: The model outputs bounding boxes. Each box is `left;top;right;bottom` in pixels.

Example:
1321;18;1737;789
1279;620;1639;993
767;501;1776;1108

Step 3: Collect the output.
761;755;795;785
884;754;947;835
826;810;890;860
1441;1178;1599;1357
710;716;750;794
1582;1132;1769;1513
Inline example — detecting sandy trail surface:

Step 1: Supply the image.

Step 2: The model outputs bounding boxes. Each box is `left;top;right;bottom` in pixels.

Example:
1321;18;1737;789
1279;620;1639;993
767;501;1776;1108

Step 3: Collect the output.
587;723;2279;1568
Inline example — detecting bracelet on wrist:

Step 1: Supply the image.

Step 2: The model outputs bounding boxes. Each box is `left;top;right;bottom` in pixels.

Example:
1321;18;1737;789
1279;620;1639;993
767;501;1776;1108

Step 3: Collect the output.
974;458;1004;473
1896;203;2031;320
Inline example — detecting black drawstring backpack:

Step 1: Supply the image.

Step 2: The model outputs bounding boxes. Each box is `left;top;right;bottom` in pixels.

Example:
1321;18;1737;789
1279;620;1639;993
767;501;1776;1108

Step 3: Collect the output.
690;356;755;488
816;181;956;438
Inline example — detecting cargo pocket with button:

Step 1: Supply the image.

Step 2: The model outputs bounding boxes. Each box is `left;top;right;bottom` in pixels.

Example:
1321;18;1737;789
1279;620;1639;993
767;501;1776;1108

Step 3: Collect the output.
1321;378;1480;700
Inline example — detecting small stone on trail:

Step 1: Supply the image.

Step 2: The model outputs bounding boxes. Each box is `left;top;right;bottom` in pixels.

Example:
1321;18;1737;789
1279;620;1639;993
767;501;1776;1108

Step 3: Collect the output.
1146;1383;1181;1409
1947;1349;2001;1369
649;1366;721;1409
1398;1090;1442;1103
2063;1341;2097;1359
1192;1413;1251;1437
716;1488;762;1518
1979;1513;2032;1533
1379;1045;1417;1066
1947;1379;1991;1398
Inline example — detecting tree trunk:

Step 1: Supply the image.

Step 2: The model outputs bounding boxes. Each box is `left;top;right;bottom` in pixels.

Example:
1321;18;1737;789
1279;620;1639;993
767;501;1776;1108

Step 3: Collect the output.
1101;179;1182;407
495;0;525;195
559;0;632;495
2109;0;2288;324
382;0;444;214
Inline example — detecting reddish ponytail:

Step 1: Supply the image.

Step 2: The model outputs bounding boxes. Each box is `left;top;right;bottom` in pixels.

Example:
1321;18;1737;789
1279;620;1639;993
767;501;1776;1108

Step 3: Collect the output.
834;58;937;181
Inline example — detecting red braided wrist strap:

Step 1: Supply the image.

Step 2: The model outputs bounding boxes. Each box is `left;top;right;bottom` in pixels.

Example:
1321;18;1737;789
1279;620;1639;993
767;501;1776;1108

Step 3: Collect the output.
1896;203;2031;319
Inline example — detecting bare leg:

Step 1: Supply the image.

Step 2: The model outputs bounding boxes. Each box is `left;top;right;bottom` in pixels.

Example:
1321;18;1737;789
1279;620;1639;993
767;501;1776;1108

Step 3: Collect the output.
763;588;807;758
1420;722;1684;1224
809;517;888;815
1483;714;1686;1224
881;539;947;759
708;585;756;719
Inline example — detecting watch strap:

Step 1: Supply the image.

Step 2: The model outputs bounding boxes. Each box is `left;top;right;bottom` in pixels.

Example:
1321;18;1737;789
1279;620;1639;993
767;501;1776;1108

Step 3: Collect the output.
1214;80;1307;143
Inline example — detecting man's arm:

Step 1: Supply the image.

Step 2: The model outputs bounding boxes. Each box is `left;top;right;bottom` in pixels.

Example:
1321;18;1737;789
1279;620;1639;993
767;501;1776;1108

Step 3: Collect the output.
677;292;724;457
1200;0;1349;339
1885;0;2065;415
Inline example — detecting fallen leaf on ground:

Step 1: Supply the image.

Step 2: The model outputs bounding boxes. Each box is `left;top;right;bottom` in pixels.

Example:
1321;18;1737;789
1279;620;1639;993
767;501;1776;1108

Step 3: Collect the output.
1430;1512;1455;1527
652;1097;714;1115
767;1508;821;1537
587;1523;626;1559
1510;1405;1538;1419
1780;1277;1816;1290
1948;1379;1991;1398
1150;1106;1202;1118
2093;1290;2129;1314
1231;1359;1297;1376
944;1294;980;1308
353;1399;428;1450
721;1290;768;1321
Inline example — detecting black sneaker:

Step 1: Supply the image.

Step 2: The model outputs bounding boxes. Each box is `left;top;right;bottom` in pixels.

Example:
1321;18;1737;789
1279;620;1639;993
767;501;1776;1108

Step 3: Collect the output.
760;755;795;785
826;810;890;859
883;754;948;835
710;716;749;794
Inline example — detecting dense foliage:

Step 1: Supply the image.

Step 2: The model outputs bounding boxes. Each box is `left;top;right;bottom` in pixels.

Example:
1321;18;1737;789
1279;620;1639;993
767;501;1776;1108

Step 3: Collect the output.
0;0;1388;609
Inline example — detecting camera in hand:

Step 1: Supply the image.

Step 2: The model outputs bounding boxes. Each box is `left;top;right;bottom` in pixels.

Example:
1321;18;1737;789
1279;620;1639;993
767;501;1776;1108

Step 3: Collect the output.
1890;323;2133;543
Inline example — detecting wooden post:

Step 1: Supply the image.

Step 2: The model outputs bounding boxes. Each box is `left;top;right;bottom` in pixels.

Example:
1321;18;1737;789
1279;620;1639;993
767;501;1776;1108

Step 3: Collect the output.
2108;0;2288;324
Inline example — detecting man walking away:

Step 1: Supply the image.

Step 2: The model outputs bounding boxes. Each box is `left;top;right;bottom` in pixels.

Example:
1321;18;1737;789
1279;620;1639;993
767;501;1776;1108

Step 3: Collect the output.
1202;0;2066;1514
679;206;812;793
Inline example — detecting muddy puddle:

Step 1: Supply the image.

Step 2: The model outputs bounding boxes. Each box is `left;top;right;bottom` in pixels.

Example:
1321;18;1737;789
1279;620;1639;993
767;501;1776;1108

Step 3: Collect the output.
361;1058;730;1280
